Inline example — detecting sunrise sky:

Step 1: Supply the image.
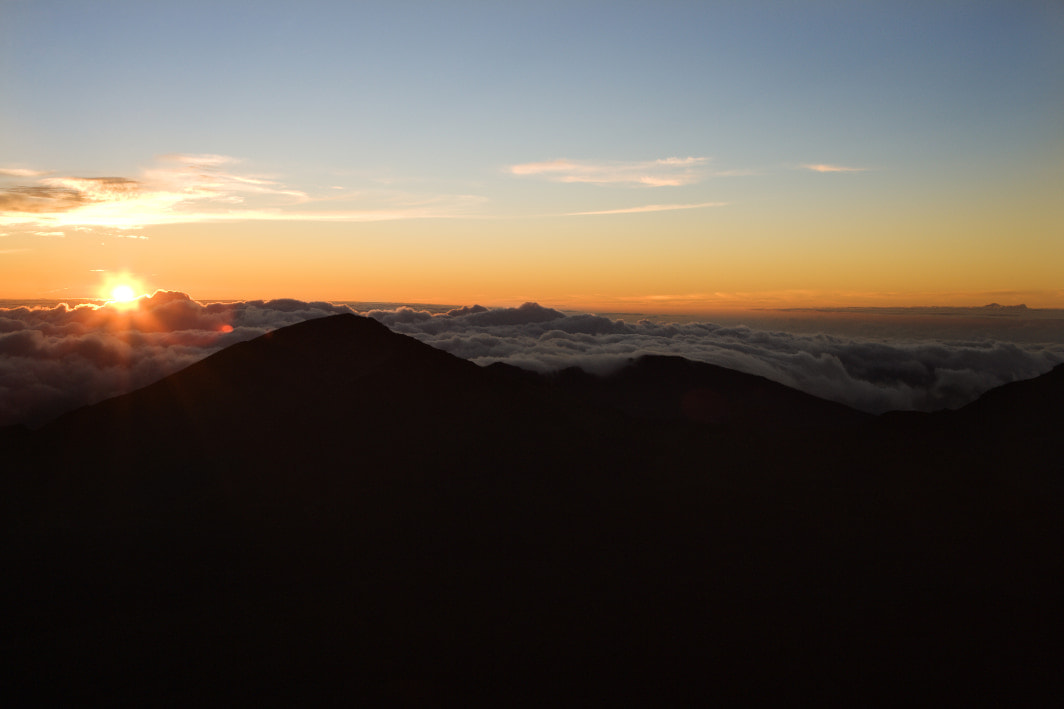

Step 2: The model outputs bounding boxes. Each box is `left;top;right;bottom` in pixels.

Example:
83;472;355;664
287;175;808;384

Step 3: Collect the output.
2;1;1062;310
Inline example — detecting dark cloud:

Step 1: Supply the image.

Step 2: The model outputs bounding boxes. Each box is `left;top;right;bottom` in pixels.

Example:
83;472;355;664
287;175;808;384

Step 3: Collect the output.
1;177;143;215
445;304;488;317
3;296;1062;428
0;186;87;213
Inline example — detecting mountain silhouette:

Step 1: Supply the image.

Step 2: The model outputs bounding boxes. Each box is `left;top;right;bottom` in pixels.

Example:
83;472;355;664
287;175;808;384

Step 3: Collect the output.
2;314;1061;703
548;353;868;428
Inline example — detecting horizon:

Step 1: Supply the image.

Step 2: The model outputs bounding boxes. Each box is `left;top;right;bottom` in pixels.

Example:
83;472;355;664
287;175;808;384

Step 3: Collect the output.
5;290;1064;321
2;2;1063;309
3;288;1062;429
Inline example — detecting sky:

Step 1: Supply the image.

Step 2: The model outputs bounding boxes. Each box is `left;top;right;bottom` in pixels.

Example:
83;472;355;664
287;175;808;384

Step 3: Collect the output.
1;0;1062;310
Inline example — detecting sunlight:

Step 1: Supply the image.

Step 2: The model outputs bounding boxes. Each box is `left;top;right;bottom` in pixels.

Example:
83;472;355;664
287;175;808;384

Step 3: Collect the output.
111;284;136;302
98;273;147;309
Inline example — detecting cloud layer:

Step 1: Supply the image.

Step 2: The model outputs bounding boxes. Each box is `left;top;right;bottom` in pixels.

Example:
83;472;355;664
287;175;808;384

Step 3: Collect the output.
3;295;1061;427
0;292;349;427
366;304;1064;415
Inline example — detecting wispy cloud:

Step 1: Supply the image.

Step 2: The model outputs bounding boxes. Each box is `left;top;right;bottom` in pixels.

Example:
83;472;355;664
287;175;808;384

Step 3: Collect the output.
0;155;484;229
802;164;868;173
568;201;727;216
0;167;48;178
510;157;708;186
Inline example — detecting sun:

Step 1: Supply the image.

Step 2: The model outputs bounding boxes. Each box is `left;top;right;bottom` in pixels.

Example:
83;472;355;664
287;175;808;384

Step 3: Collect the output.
99;274;147;307
110;284;136;302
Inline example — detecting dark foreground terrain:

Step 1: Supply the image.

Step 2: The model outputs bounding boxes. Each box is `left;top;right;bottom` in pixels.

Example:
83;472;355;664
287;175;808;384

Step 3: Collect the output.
2;314;1061;704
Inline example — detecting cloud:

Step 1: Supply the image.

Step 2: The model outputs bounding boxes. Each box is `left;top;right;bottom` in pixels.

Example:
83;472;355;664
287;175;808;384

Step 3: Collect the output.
3;296;1061;428
802;164;868;173
568;202;727;216
0;292;351;427
365;303;1064;415
509;157;708;186
0;168;48;178
0;185;88;213
0;155;483;229
156;153;232;168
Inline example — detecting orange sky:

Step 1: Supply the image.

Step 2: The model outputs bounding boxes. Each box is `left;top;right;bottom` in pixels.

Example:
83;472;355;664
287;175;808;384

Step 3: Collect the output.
2;3;1062;311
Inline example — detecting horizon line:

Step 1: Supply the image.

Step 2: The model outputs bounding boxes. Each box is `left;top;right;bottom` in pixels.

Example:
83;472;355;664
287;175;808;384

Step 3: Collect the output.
1;292;1060;314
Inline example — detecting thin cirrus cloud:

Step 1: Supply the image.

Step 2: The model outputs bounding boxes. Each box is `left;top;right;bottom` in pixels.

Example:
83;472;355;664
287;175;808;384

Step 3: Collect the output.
0;155;483;230
567;202;728;216
509;157;709;186
0;168;48;178
802;164;868;173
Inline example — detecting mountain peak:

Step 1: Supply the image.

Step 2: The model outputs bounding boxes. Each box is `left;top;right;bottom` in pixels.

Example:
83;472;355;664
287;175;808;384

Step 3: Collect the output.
190;311;471;383
260;311;389;341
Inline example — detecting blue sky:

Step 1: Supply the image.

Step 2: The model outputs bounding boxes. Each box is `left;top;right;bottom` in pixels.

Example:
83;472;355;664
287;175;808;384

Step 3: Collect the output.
2;1;1062;307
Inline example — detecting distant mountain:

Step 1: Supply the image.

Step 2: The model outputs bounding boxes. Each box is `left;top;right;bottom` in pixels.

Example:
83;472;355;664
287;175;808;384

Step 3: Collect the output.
979;302;1028;311
2;314;1061;704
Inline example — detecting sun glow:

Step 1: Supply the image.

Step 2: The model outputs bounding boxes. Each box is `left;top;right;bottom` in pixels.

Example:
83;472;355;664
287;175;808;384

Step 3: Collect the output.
111;284;136;302
99;274;147;308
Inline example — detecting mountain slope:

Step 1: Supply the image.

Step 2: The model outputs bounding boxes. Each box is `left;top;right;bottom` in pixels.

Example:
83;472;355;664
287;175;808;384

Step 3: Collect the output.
550;353;869;428
2;314;1061;704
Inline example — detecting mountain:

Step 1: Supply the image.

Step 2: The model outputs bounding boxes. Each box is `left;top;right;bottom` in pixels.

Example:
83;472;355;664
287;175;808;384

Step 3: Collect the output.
548;353;869;429
2;314;1061;704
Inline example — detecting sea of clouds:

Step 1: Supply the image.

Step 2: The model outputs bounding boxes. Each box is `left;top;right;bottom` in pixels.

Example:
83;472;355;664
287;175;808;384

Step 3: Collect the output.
2;291;1062;428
